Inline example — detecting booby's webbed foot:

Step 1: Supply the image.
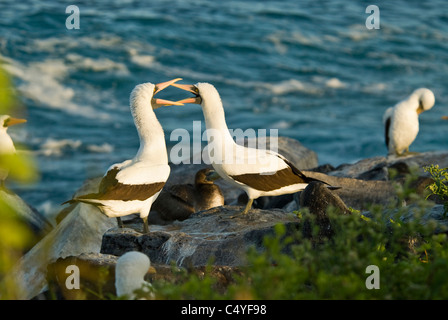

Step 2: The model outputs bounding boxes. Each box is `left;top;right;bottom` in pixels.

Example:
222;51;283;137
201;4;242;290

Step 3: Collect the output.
402;151;420;156
230;198;254;218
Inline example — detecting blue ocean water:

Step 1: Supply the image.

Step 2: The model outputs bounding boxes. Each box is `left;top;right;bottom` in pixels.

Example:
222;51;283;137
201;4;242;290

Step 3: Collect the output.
1;0;447;218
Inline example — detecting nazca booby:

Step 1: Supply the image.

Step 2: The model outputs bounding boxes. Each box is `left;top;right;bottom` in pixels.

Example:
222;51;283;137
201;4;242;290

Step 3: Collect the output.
115;251;155;299
173;82;334;215
383;88;435;156
150;167;224;223
0;115;27;187
63;79;182;233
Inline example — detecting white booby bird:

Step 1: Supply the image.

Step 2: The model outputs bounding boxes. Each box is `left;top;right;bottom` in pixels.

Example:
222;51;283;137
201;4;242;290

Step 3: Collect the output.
0;115;27;187
383;88;435;156
115;251;155;299
173;82;333;215
63;79;182;233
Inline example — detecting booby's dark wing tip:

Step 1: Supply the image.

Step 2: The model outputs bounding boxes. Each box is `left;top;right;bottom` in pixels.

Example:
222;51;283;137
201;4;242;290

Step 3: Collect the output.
385;117;391;148
307;177;341;190
61;199;75;205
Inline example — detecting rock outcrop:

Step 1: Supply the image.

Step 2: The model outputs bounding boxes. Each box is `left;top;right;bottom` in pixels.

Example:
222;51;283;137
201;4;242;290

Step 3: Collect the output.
1;180;116;300
101;206;301;267
7;134;448;300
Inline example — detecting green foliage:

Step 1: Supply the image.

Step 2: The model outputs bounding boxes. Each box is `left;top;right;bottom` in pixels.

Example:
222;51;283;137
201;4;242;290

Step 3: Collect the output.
0;66;37;299
424;164;448;217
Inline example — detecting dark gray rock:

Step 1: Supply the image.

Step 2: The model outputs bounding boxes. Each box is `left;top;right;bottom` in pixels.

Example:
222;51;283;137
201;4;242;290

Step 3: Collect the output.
329;151;448;181
101;206;301;267
43;252;243;299
21;148;448;300
301;171;397;210
0;189;52;241
3;178;117;300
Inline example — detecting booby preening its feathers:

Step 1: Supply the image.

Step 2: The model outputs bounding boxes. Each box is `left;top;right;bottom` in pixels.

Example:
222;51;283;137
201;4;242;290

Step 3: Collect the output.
115;251;155;299
383;88;435;156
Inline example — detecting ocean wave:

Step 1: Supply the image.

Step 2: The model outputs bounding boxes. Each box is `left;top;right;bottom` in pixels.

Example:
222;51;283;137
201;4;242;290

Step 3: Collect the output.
33;35;124;52
128;48;156;68
361;83;388;94
338;24;377;42
35;138;114;157
0;54;112;120
258;77;348;96
66;53;129;74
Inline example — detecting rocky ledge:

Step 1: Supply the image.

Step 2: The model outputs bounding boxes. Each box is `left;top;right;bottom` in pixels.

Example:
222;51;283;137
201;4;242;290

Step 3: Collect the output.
3;137;448;299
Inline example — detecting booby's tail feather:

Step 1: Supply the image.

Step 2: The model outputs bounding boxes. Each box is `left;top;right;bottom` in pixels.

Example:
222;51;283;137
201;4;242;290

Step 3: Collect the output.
281;156;341;190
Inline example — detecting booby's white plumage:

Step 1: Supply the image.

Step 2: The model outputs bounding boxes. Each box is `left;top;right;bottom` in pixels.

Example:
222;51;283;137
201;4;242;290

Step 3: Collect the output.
383;88;435;156
174;82;331;214
0;115;27;185
115;251;154;299
63;80;182;232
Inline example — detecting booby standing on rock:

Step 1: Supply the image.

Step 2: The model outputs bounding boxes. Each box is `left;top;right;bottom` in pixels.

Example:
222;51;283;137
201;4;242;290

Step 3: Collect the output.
150;167;225;224
63;79;182;233
0;115;27;187
173;82;334;215
383;88;435;156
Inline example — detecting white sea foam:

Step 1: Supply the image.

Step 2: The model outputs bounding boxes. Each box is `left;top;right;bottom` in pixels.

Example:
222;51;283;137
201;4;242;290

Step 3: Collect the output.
37;138;82;157
33;35;124;52
35;200;59;225
86;142;114;153
362;83;388;93
128;48;156;68
35;138;113;157
324;78;347;89
0;54;111;120
269;120;292;129
340;24;375;42
261;79;322;95
66;53;129;74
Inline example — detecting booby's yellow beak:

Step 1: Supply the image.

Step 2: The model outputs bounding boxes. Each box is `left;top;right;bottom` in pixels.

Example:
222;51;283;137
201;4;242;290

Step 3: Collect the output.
416;102;425;115
151;78;184;107
154;78;183;95
5;118;27;127
441;116;448;120
171;83;202;105
147;266;157;274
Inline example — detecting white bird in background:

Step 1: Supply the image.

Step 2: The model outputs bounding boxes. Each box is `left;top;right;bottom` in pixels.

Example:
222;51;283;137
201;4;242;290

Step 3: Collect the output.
383;88;435;156
63;79;183;233
115;251;155;299
173;82;334;215
0;115;27;187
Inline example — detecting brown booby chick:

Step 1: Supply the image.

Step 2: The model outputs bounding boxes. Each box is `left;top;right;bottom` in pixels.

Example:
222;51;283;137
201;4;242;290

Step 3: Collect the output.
149;168;224;224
